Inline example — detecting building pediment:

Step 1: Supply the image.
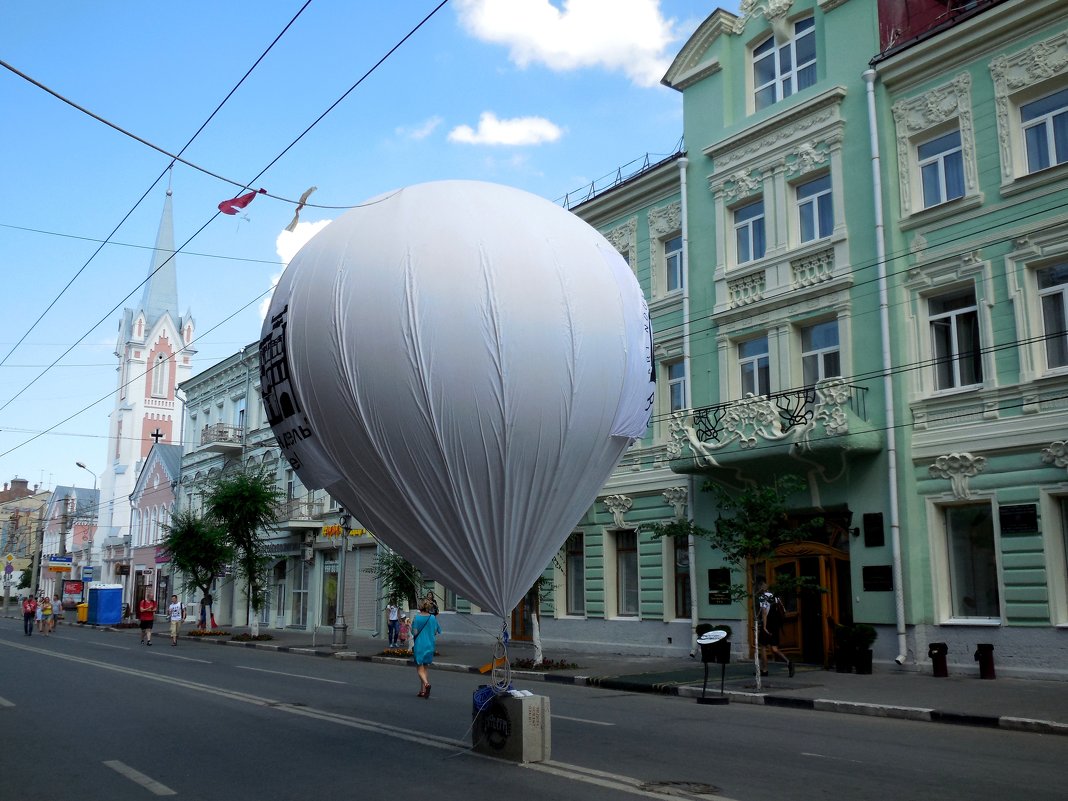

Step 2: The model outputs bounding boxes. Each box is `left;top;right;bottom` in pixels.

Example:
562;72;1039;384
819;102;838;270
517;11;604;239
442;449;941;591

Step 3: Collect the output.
661;9;737;91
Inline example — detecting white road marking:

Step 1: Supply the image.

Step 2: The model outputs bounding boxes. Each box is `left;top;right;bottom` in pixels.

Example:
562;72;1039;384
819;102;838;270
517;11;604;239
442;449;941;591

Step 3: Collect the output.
0;696;14;707
553;714;614;726
802;752;866;764
236;665;345;684
152;652;212;663
2;639;726;800
103;760;176;796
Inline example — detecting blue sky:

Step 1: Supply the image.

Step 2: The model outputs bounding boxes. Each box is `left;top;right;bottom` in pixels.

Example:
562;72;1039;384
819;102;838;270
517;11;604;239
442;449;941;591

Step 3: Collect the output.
0;0;738;493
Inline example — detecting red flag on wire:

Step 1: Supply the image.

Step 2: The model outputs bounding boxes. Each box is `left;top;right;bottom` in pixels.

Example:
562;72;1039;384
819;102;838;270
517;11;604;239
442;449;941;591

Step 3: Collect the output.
218;188;266;215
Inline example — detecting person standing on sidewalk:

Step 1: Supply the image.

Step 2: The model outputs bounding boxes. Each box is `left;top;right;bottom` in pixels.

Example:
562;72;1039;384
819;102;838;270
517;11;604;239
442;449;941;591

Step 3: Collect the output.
138;595;158;645
412;599;442;698
51;594;62;631
167;595;183;646
758;583;794;678
34;594;45;633
385;600;400;648
40;594;53;636
22;595;37;636
199;592;213;630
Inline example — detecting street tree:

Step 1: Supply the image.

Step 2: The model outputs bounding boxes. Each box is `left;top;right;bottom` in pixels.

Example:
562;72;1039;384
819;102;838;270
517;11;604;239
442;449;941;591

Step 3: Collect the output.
160;509;232;624
365;546;423;611
202;469;282;637
647;475;820;689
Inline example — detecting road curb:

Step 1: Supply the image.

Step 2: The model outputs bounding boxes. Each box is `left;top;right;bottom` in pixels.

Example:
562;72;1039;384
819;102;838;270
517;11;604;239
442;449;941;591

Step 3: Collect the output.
172;636;1068;736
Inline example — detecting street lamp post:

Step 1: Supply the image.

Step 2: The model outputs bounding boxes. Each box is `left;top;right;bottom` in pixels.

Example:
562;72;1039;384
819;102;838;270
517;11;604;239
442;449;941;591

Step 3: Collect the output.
332;509;349;647
75;462;97;585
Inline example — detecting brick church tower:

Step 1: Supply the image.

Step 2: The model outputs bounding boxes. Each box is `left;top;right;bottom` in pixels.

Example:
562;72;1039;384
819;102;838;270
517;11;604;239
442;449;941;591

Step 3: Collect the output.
96;188;196;543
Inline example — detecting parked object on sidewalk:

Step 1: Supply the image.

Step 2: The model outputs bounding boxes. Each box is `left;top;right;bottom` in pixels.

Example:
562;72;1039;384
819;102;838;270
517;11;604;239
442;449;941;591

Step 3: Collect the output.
695;624;730;705
975;643;995;680
928;642;949;677
852;624;877;675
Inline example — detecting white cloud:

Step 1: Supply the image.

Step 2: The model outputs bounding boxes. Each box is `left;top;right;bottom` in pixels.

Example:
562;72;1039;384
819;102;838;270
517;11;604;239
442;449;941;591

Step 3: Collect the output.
261;219;333;320
448;111;563;146
395;115;443;140
455;0;676;88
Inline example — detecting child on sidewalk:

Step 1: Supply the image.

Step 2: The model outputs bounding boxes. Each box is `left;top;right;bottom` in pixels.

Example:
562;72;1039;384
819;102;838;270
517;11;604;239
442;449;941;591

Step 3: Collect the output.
398;615;411;651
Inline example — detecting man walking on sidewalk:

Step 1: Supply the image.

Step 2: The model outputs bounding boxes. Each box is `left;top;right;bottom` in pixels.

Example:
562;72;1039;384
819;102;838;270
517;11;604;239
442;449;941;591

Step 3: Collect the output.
139;595;157;645
167;595;183;646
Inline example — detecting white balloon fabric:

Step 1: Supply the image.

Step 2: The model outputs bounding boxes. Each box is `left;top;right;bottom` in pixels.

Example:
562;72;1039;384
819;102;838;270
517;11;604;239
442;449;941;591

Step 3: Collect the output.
259;180;653;618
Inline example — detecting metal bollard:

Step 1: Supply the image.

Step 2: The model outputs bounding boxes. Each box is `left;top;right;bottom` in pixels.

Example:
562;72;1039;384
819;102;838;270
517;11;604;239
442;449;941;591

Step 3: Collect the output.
974;643;995;679
927;642;948;677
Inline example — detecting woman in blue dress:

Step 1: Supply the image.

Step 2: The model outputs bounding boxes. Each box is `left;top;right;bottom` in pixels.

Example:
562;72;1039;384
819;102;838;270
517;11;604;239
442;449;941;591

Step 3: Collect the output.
412;600;442;698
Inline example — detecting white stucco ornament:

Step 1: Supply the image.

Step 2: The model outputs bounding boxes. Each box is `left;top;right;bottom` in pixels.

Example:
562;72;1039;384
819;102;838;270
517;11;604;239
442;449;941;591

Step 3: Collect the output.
258;180;654;618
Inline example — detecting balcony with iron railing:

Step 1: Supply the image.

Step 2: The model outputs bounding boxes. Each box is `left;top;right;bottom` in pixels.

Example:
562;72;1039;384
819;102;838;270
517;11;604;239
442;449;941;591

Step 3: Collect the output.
200;423;244;453
277;497;324;529
666;379;882;475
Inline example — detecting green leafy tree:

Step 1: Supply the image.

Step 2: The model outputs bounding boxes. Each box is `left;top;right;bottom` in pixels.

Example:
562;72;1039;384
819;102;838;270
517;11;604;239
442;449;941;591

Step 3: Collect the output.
647;475;821;689
365;547;423;610
160;509;232;622
202;469;282;636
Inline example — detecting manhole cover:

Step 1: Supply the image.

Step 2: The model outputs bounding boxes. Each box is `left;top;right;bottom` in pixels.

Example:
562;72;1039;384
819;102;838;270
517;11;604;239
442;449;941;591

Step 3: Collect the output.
638;780;722;797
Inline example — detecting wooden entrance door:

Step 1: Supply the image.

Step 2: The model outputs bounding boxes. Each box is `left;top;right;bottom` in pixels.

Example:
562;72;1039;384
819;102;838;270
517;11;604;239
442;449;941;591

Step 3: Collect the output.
510;588;536;642
753;543;851;667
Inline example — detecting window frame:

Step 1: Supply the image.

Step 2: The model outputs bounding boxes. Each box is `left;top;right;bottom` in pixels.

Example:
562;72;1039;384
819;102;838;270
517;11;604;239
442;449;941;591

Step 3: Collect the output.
795;172;833;244
739;336;770;397
1037;262;1068;371
800;319;841;386
934;501;1003;623
752;16;816;111
734;198;767;266
917;129;965;209
928;288;984;392
1021;86;1068;175
565;532;585;617
615;530;639;618
664;234;684;294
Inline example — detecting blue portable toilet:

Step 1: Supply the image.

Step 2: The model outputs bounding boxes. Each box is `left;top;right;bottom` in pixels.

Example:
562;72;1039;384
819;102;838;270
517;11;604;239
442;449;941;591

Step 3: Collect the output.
87;583;123;625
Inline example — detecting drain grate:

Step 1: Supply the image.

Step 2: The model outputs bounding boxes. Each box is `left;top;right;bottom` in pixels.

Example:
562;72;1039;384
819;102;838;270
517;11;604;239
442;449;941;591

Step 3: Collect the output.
638;780;722;797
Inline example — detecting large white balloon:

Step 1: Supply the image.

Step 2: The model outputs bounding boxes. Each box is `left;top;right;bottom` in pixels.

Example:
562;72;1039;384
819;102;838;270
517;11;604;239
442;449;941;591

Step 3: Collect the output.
259;180;653;618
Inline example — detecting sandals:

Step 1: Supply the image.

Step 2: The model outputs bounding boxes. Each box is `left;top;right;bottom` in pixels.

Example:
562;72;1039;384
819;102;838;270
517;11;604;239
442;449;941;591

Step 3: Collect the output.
417;683;431;699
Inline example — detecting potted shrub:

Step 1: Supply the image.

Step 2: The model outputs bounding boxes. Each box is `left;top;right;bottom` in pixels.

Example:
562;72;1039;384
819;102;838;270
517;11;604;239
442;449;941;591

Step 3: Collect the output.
852;623;877;675
834;623;855;673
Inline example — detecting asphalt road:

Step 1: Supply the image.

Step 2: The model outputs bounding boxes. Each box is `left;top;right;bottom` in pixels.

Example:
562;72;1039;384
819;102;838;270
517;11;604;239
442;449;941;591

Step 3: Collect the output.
1;621;1062;801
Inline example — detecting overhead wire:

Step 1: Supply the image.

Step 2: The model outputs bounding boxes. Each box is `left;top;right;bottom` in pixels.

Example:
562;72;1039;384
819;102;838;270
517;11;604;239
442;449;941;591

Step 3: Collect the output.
0;0;315;372
0;0;449;422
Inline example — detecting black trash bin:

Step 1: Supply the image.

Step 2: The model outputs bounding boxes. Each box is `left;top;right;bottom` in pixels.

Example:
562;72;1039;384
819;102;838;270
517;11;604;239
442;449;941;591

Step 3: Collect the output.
928;642;948;678
974;643;995;680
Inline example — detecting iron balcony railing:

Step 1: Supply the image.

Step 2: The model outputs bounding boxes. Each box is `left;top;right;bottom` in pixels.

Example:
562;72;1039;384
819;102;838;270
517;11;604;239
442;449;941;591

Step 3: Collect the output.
690;383;869;446
200;423;244;446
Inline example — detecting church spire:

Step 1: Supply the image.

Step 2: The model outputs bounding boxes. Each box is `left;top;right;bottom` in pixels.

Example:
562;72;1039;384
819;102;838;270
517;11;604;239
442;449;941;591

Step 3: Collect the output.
139;185;180;327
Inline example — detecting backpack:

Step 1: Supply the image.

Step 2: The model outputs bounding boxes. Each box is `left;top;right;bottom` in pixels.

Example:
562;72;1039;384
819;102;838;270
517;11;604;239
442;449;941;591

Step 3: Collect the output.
767;596;787;627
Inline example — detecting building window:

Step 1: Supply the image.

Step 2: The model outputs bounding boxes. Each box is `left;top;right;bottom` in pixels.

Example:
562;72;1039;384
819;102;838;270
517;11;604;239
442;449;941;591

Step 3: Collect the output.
739;336;770;396
801;320;840;385
1038;263;1068;369
918;130;965;208
565;532;585;616
734;199;766;264
1022;87;1068;174
664;234;684;293
753;16;816;111
929;289;982;390
945;504;999;619
667;360;686;413
616;530;638;617
674;537;691;619
151;353;167;397
796;173;833;243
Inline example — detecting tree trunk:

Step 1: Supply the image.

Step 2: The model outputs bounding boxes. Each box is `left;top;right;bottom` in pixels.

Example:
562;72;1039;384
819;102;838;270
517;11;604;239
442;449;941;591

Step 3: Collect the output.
753;609;762;691
531;608;543;666
248;581;260;637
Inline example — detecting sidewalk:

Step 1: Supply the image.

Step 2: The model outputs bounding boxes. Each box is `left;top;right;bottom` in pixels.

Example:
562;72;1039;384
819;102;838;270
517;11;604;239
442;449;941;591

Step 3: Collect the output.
172;623;1068;737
